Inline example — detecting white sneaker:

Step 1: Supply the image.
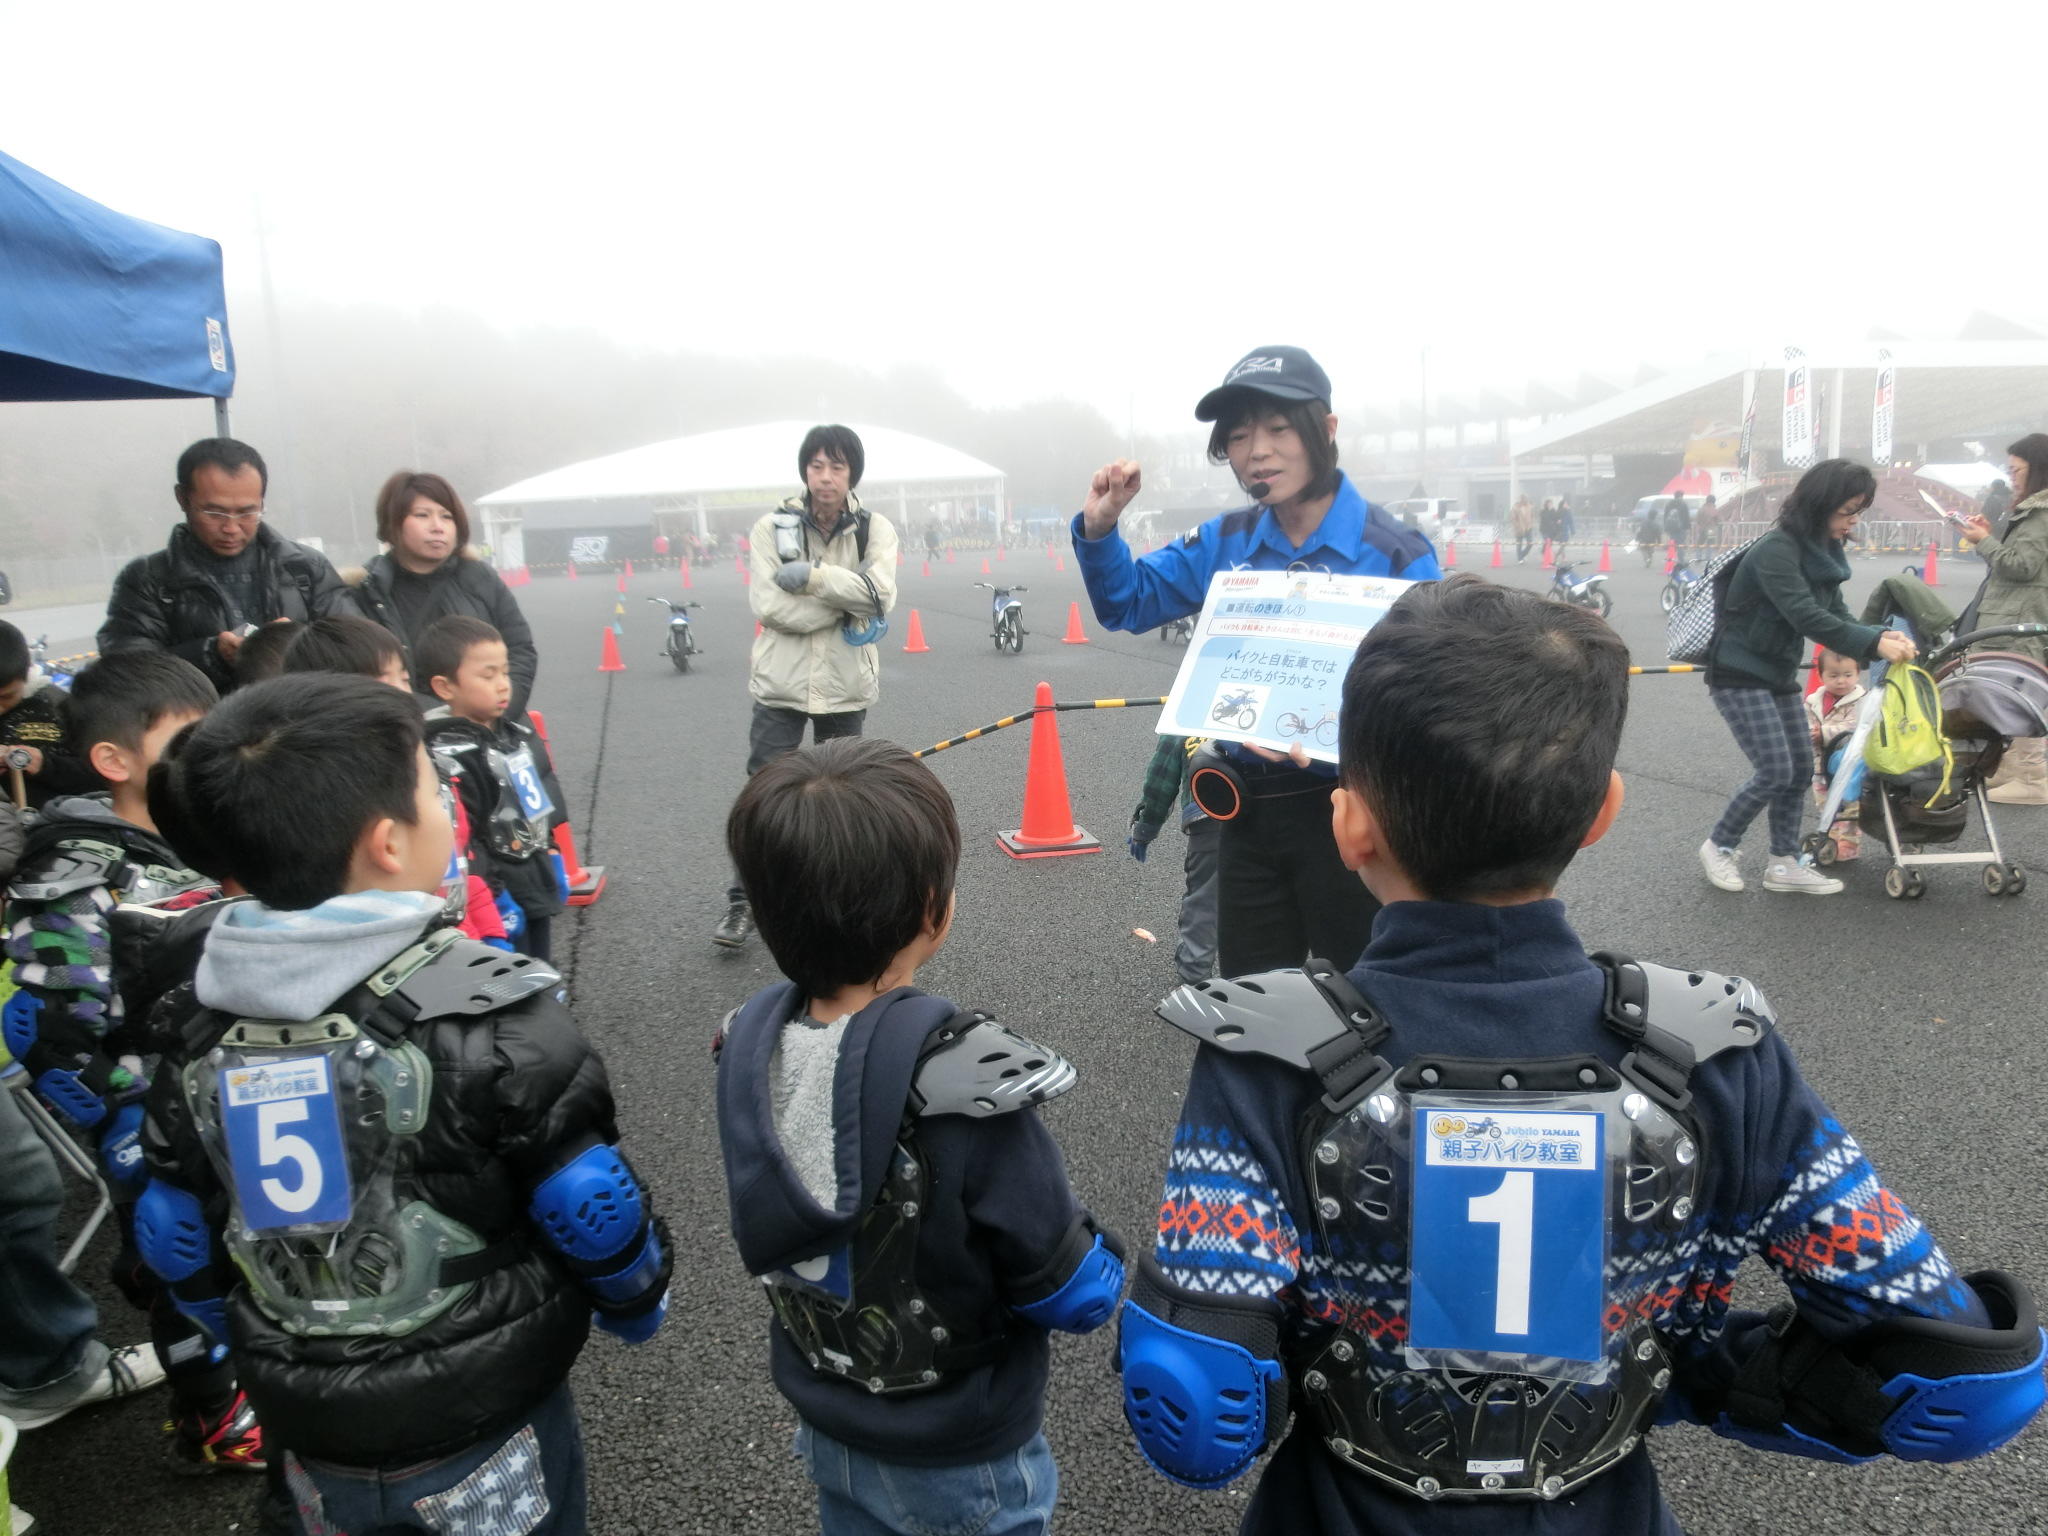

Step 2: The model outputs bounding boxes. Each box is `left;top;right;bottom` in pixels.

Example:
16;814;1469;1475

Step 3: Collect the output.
4;1343;166;1431
1762;858;1843;895
1698;840;1745;892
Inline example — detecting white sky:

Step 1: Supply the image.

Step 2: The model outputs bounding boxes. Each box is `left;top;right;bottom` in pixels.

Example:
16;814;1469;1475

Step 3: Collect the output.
5;0;2034;433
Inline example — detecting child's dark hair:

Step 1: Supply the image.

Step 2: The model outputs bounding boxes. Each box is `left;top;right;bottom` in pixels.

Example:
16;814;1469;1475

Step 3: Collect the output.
1338;576;1629;901
284;615;406;680
67;651;218;758
234;621;299;685
0;622;29;686
415;615;501;690
727;738;959;998
149;674;426;910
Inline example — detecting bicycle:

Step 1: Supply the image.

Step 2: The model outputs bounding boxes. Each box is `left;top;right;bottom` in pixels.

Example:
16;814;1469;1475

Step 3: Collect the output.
974;582;1027;653
1277;709;1339;749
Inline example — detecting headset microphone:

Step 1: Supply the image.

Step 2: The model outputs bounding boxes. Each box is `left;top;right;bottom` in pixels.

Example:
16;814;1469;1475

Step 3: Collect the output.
1246;479;1271;499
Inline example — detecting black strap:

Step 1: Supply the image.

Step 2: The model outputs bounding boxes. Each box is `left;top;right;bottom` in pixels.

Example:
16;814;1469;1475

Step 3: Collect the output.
437;1233;527;1288
1301;957;1393;1111
1592;952;1697;1110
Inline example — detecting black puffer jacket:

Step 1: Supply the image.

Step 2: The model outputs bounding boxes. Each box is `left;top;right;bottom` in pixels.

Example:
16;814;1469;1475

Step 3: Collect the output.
100;523;349;691
142;936;654;1466
347;551;540;717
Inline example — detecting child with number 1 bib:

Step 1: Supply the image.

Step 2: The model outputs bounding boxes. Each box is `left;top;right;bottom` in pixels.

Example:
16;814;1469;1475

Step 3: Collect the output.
1118;576;2042;1536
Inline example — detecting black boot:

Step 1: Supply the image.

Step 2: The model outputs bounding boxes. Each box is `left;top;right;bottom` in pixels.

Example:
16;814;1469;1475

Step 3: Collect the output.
711;900;753;948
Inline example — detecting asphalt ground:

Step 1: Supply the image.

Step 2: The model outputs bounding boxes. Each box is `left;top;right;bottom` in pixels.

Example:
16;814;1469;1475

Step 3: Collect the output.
14;540;2048;1536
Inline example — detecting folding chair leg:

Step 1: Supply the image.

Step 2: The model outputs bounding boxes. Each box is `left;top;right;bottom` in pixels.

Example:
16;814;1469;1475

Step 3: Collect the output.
6;1076;115;1275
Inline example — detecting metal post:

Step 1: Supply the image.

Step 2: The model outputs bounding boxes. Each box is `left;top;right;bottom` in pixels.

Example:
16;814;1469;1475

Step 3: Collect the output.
213;396;231;437
1828;368;1844;459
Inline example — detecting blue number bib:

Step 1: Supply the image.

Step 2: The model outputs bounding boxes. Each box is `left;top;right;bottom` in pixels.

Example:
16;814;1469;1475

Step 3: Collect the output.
1408;1102;1606;1367
505;745;555;820
221;1055;354;1235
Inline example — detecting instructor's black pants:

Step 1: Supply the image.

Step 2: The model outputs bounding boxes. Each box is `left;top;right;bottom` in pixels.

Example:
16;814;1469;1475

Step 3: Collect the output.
725;704;867;903
1216;767;1380;977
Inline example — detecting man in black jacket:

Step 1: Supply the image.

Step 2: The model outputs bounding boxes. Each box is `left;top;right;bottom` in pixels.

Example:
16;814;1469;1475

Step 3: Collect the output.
99;439;348;692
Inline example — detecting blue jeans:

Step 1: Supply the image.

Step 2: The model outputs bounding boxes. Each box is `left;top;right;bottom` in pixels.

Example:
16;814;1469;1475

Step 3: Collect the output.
282;1385;586;1535
796;1423;1058;1536
0;1074;100;1395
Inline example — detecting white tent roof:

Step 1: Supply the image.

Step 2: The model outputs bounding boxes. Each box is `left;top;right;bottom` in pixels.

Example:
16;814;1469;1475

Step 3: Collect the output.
477;421;1003;507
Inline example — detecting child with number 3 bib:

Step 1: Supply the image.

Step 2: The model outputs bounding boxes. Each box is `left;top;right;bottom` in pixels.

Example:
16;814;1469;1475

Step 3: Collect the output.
1117;577;2042;1536
417;616;567;962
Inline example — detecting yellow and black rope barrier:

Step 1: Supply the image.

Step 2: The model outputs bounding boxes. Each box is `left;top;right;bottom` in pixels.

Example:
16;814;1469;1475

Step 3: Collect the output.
914;696;1167;758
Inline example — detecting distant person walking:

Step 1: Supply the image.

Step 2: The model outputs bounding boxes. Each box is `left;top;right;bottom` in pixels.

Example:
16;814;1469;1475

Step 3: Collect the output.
1665;493;1691;550
1636;501;1664;567
1698;460;1918;897
1539;498;1562;552
1697;493;1722;549
1510;495;1535;562
1959;433;2048;804
1980;477;2013;537
99;438;348;693
712;424;899;949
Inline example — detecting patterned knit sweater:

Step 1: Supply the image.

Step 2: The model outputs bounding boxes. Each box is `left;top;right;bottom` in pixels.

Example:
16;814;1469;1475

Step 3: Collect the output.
1150;898;1983;1536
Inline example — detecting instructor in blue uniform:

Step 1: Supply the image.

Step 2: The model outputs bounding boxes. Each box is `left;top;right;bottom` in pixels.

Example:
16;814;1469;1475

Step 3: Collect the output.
1073;347;1440;974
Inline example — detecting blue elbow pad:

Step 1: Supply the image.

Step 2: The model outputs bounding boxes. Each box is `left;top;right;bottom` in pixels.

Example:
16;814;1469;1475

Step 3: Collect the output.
1118;1255;1286;1489
529;1144;666;1312
494;888;526;941
135;1179;229;1346
1014;1231;1126;1335
1719;1271;2047;1465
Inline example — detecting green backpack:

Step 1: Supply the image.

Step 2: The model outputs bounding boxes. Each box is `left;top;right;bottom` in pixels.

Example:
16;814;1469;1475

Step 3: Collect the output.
1864;663;1952;798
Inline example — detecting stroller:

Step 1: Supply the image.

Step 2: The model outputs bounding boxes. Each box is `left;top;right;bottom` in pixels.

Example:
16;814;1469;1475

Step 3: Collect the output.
1805;612;2048;899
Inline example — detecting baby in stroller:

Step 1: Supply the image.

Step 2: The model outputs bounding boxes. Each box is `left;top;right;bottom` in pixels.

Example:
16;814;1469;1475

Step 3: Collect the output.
1806;579;2048;896
1807;649;1866;861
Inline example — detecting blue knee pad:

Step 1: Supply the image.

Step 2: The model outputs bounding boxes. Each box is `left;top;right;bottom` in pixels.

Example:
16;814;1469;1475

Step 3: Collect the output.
135;1179;228;1345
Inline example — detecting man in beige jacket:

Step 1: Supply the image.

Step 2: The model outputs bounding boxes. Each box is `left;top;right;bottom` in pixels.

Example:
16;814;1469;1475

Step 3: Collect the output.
713;424;900;947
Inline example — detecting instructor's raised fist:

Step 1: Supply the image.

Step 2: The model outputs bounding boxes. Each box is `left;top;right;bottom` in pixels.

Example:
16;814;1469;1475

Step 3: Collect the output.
1082;461;1144;539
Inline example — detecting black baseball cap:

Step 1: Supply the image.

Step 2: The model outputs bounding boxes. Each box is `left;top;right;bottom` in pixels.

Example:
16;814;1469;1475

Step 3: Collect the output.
1194;346;1333;422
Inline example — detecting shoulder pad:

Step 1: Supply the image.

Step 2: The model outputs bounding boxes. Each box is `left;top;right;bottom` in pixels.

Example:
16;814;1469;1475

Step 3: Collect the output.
908;1014;1075;1118
1157;967;1362;1070
1596;954;1775;1070
9;837;123;901
391;936;562;1018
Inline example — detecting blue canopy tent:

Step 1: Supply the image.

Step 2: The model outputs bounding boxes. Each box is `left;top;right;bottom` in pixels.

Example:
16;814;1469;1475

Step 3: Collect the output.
0;149;234;431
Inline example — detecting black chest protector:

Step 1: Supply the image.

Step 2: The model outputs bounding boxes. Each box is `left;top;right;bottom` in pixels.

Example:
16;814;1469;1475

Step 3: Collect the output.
1160;954;1772;1502
479;737;554;862
181;930;561;1337
751;1010;1075;1396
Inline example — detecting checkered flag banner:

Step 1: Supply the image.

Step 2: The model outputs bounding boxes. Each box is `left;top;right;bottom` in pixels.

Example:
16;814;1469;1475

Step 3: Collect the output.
1872;348;1895;468
1782;346;1814;470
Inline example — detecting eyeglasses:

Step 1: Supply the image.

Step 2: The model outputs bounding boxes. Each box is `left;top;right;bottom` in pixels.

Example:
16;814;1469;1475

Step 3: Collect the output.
194;508;261;525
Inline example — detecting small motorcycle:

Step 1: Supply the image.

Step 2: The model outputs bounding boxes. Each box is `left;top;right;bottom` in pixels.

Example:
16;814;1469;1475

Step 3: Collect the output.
1159;614;1195;644
1211;688;1259;729
1660;561;1701;615
647;597;702;672
975;581;1027;653
28;635;75;692
1546;561;1613;619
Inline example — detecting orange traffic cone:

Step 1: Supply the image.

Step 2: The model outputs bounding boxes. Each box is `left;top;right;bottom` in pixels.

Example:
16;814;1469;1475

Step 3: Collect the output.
1060;602;1088;644
1055;553;1067;573
741;562;752;587
980;556;992;574
524;710;606;905
599;627;626;672
1597;540;1612;573
681;559;694;589
946;548;957;564
1664;540;1677;575
1541;539;1554;570
1924;541;1940;586
1444;539;1457;569
903;610;930;653
921;559;932;580
566;562;579;581
996;682;1100;859
552;822;608;906
998;546;1007;561
1491;540;1503;568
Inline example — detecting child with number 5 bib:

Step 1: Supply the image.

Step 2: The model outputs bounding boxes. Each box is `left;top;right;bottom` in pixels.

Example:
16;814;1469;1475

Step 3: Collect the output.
417;616;567;962
1118;576;2042;1536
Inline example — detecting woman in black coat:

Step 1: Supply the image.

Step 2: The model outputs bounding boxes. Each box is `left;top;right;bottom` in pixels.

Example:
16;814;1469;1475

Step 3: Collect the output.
348;471;540;716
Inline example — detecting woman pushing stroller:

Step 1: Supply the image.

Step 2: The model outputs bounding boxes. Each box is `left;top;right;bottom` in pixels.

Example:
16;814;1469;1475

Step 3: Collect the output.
1698;460;1918;896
